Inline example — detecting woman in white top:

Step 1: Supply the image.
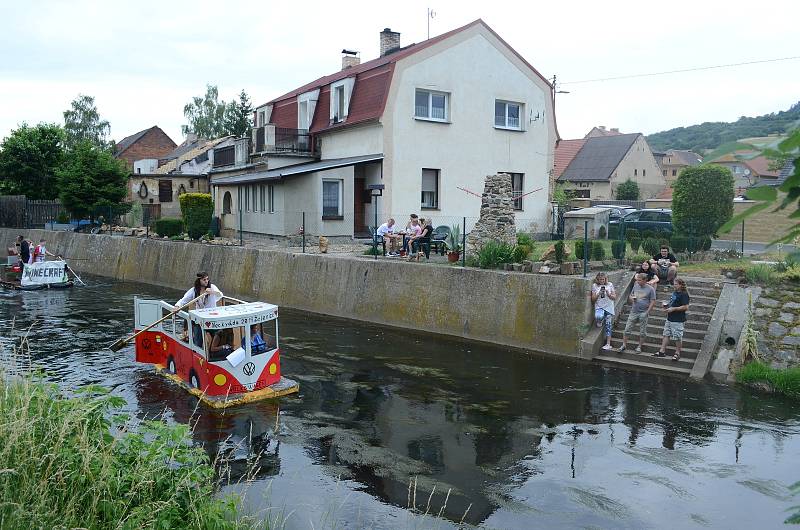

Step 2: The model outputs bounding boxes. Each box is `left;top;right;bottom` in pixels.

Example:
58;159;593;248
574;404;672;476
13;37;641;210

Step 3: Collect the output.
590;272;617;351
177;272;223;348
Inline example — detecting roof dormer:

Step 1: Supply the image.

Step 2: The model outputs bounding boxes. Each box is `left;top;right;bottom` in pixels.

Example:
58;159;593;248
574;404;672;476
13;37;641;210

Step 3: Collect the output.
330;78;355;124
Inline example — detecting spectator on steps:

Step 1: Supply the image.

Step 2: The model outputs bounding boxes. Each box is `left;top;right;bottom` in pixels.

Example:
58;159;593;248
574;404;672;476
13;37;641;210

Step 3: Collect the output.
616;273;656;354
654;278;690;361
649;245;679;288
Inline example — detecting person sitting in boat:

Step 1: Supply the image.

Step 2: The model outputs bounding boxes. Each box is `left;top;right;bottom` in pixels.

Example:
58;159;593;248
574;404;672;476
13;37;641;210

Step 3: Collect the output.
209;328;234;361
251;323;267;354
176;272;223;347
31;238;55;263
15;235;30;270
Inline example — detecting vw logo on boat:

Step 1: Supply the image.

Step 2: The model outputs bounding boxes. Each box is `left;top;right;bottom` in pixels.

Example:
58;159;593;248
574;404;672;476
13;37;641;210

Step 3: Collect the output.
243;362;256;376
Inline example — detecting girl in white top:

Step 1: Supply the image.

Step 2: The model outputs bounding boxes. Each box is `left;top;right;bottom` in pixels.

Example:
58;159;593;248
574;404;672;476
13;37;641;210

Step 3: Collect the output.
176;271;223;309
590;272;617;350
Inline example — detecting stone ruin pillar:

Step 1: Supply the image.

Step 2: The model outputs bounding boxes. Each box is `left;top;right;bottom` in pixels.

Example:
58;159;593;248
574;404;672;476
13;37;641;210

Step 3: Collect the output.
466;173;517;253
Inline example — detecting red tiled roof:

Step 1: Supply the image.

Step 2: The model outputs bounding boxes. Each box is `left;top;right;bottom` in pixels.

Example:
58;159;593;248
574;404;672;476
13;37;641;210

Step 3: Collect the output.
655;186;673;200
744;156;781;178
553;139;586;177
262;19;556;137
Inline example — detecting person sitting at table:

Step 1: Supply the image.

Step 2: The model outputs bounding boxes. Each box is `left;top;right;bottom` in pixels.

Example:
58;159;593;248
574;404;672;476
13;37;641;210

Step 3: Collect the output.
209;327;235;361
250;323;268;354
409;218;434;261
401;217;421;255
376;218;400;256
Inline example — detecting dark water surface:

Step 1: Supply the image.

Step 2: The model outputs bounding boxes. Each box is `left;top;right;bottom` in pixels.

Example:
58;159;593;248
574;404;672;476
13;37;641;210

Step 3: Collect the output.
1;277;798;529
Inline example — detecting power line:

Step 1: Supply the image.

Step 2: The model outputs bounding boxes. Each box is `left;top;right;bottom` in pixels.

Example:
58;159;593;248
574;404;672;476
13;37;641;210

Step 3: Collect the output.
560;55;800;85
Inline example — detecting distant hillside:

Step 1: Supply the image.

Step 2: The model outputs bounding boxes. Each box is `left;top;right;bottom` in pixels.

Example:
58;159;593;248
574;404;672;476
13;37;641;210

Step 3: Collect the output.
646;102;800;153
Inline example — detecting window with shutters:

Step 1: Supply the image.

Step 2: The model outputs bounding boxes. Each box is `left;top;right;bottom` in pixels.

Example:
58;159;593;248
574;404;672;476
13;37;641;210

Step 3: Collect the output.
421;169;439;209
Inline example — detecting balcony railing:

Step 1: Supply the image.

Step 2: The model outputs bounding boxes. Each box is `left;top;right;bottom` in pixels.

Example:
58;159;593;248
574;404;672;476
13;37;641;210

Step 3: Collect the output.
252;125;318;156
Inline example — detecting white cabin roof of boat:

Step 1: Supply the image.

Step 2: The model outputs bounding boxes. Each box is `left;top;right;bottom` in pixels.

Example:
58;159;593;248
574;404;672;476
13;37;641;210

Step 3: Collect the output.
189;302;278;329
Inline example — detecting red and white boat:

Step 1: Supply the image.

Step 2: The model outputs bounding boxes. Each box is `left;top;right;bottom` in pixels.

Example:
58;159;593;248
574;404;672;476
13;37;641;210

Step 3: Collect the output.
133;296;299;407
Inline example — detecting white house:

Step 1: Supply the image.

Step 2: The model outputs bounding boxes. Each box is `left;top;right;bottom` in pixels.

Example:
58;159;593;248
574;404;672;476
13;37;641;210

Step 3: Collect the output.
210;19;558;238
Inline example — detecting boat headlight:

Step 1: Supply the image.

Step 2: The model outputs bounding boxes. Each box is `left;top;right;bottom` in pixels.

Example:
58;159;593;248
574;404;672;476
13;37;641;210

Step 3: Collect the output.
213;374;227;386
269;363;277;375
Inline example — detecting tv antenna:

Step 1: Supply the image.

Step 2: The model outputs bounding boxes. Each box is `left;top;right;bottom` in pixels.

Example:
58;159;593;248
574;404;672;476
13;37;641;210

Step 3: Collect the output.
427;8;436;40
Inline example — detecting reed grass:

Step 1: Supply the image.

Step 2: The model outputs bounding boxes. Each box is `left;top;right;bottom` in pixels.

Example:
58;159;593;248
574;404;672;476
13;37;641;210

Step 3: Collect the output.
736;361;800;399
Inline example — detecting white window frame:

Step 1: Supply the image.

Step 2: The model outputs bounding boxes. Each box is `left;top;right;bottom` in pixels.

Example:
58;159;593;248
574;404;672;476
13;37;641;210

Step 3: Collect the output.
322;179;343;219
507;172;524;211
421;168;439;210
259;184;266;212
268;184;275;213
414;89;449;122
330;80;353;123
494;100;523;130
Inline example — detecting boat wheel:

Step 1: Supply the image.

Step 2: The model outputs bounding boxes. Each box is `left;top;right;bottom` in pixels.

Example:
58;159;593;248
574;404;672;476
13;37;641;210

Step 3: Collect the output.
189;372;200;389
167;357;176;374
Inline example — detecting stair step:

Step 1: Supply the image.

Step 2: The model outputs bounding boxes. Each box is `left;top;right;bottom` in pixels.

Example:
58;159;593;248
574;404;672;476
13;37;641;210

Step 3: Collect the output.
611;323;708;341
594;355;692;376
598;350;695;368
617;310;712;325
609;331;702;350
604;340;699;359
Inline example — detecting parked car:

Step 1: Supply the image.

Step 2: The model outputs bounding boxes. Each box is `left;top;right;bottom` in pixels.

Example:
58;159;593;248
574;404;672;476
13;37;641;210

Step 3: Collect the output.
73;220;102;234
610;209;673;235
593;204;637;221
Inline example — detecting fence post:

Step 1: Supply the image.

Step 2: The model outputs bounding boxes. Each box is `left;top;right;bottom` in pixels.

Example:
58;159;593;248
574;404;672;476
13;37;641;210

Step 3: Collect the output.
583;220;589;278
461;217;466;267
740;220;745;255
302;211;306;253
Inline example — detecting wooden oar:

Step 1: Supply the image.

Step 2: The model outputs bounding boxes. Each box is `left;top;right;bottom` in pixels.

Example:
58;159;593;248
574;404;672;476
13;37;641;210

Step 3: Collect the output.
65;264;86;286
107;292;206;352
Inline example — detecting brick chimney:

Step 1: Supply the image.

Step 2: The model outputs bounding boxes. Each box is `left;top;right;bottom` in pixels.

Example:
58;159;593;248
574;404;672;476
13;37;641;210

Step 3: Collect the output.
341;49;360;70
610;127;620;133
380;28;400;56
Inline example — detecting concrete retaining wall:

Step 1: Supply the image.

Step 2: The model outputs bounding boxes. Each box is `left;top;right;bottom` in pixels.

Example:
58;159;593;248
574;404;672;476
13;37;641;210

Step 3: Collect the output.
2;228;593;357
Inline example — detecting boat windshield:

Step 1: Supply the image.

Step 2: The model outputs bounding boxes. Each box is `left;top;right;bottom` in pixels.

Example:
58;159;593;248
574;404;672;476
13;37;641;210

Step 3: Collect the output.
206;325;245;362
249;320;278;356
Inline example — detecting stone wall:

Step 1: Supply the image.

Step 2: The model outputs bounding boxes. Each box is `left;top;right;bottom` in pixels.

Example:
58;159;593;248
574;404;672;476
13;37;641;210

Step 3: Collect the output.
751;285;800;369
1;228;594;358
466;173;517;253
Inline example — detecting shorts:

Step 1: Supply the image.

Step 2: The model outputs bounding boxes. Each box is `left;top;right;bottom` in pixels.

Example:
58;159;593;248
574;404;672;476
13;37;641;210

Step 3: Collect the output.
663;321;685;340
624;311;649;336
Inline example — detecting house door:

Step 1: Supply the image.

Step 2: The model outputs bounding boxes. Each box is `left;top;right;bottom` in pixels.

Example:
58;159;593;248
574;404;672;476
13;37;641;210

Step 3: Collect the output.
353;177;367;236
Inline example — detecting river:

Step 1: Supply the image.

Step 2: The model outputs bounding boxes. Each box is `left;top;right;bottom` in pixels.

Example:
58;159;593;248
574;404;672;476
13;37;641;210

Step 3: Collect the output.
1;276;798;529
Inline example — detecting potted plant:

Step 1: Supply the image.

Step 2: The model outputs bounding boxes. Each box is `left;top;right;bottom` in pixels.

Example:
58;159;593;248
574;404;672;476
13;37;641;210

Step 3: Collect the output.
446;224;462;262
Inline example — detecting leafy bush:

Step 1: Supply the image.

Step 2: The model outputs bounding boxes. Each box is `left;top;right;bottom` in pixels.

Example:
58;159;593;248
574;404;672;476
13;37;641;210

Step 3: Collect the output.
477;240;516;269
179;193;213;240
598;225;607;239
701;235;712;251
591;241;605;260
630;253;651;266
128;202;143;227
625;228;640;240
673;164;734;237
554;240;565;263
611;240;626;259
616;179;640;200
642;230;656;240
512;245;529;263
785;251;800;267
154;217;183;237
745;263;779;285
574;240;588;262
629;237;641;253
736;361;800;399
447;224;462;253
0;376;241;529
517;232;535;248
670;234;688;253
642;237;660;256
782;264;800;282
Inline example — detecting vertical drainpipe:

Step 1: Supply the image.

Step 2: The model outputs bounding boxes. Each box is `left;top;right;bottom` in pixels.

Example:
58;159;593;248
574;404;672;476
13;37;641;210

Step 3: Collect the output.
238;185;243;246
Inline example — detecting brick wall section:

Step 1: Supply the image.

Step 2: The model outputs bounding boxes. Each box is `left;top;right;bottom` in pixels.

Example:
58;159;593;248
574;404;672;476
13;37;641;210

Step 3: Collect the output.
116;128;177;169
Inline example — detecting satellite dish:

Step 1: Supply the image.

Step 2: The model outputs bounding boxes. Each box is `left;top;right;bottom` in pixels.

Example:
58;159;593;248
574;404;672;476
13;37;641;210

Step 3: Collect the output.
430;9;436;18
743;169;751;176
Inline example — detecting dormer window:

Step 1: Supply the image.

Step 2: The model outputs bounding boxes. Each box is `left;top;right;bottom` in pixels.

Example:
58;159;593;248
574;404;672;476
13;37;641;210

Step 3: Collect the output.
329;79;353;124
334;86;345;121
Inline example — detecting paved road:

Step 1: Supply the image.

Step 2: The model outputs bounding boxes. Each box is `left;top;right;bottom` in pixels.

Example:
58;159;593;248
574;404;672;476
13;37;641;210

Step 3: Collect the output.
711;239;797;256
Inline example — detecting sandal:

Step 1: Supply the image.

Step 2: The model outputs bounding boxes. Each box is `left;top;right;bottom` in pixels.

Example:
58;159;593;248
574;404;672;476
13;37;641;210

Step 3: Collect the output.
672;353;680;361
652;351;666;357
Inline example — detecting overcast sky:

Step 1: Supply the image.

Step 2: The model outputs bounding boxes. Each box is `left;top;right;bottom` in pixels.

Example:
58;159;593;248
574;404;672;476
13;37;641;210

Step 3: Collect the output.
1;0;797;144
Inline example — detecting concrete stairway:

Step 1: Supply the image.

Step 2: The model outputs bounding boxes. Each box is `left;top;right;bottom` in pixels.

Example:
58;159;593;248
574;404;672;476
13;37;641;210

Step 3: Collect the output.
594;278;723;376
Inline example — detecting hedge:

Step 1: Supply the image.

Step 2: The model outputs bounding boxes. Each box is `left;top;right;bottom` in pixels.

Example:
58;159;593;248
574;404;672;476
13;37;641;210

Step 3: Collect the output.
591;241;605;260
154;218;183;238
179;193;214;240
611;240;626;259
642;237;660;256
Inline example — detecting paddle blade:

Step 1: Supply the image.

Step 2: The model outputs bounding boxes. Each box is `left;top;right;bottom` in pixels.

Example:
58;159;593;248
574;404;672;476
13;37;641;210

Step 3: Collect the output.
107;337;130;352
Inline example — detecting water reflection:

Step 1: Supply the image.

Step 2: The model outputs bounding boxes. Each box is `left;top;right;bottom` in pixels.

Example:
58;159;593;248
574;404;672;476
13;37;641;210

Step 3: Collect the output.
1;278;799;528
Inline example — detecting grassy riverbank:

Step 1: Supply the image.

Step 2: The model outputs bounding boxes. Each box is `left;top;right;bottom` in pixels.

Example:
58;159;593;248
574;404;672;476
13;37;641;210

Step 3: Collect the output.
736;362;800;399
0;374;249;529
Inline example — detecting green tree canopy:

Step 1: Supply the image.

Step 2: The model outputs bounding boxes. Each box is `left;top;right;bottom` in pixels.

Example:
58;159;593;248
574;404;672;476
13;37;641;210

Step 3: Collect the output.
182;85;253;139
224;90;253;138
615;179;640;201
63;94;111;150
0;123;65;199
672;164;735;237
56;141;129;220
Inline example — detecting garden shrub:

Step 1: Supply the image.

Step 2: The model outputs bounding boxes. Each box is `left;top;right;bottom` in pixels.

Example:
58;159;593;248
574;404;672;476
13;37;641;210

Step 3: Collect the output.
745;263;779;285
591;241;605;260
554;240;565;263
642;230;656;240
629;237;641;253
179;193;213;240
781;264;800;282
598;225;607;239
785;251;800;267
517;232;535;248
630;253;651;266
625;228;640;240
154;217;183;238
701;235;712;251
574;240;588;262
608;224;619;239
611;240;626;259
642;237;660;256
512;244;529;263
477;240;516;269
670;234;688;253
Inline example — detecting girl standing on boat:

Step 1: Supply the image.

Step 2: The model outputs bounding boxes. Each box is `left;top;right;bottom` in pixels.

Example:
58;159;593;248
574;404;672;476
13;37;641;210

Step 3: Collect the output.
177;272;223;347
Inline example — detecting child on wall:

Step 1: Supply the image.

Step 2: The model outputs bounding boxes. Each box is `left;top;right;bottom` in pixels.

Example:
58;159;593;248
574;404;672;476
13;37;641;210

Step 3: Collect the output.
591;272;617;351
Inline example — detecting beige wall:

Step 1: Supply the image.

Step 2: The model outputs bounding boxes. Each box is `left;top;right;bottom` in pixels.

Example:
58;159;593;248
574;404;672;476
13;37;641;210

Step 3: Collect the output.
319;123;384;160
128;175;208;219
609;136;665;199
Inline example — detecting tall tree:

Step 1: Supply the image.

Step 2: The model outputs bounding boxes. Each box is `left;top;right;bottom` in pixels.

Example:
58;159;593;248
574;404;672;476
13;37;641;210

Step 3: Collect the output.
224;90;253;137
63;94;111;150
0;123;65;199
672;164;735;237
615;179;640;201
182;85;229;138
56;141;129;220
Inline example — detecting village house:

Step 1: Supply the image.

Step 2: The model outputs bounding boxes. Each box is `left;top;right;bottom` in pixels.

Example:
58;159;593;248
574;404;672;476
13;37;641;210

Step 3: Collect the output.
555;133;665;200
208;19;558;239
708;151;781;193
113;126;176;170
652;149;702;184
